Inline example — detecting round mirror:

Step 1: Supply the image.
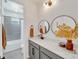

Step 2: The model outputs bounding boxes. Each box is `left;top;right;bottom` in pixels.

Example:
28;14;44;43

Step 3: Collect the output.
38;20;50;34
51;15;77;39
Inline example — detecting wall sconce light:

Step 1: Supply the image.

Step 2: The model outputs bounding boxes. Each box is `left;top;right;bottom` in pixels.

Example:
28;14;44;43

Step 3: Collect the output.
45;0;53;6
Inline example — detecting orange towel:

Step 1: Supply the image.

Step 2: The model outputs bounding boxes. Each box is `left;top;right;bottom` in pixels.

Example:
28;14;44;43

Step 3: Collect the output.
2;25;7;49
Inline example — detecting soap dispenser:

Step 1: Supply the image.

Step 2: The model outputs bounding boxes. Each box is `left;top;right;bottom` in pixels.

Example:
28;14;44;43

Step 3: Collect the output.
40;25;44;39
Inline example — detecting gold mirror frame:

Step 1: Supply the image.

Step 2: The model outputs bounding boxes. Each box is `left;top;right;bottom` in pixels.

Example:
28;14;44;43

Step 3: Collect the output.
51;15;77;35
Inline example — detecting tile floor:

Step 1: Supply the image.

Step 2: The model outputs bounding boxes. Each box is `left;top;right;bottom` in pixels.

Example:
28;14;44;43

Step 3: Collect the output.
4;49;23;59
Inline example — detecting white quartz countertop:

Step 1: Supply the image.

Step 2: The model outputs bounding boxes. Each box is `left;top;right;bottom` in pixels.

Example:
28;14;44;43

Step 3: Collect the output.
29;37;78;59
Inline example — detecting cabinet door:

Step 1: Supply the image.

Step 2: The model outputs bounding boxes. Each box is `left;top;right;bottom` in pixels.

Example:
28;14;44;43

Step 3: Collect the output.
40;46;64;59
40;52;51;59
34;47;39;59
29;44;39;59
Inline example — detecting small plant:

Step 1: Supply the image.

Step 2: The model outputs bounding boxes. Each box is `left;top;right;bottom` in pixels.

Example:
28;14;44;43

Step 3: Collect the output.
55;23;78;40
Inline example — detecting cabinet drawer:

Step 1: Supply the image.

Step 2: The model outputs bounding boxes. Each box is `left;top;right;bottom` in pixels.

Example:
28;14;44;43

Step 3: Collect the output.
29;40;39;49
40;46;64;59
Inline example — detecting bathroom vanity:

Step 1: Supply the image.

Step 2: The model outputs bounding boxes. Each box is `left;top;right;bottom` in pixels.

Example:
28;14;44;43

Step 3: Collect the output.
29;37;77;59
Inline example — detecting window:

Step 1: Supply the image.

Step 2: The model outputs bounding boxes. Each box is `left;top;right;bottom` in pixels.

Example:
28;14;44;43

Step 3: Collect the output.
4;16;22;41
3;0;24;41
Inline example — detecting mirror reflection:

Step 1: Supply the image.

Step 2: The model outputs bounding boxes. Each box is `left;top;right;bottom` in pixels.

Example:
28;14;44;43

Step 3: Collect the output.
38;20;50;34
51;15;77;38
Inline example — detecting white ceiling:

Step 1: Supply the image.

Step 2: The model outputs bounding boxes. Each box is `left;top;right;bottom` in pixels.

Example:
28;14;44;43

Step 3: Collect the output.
30;0;47;4
10;0;47;5
30;0;40;3
10;0;24;4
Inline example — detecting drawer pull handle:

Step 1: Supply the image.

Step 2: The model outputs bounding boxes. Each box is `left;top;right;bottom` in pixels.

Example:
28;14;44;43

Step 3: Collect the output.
32;48;34;55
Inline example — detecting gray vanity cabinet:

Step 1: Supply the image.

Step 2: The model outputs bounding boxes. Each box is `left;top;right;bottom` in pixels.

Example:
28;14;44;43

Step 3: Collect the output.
40;46;64;59
29;40;64;59
40;52;51;59
29;41;39;59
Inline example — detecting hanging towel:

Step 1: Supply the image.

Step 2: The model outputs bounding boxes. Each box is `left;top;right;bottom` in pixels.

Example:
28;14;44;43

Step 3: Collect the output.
2;25;7;49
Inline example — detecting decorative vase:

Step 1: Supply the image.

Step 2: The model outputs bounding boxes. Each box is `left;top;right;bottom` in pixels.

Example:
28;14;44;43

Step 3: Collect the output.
66;40;73;51
30;25;34;38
